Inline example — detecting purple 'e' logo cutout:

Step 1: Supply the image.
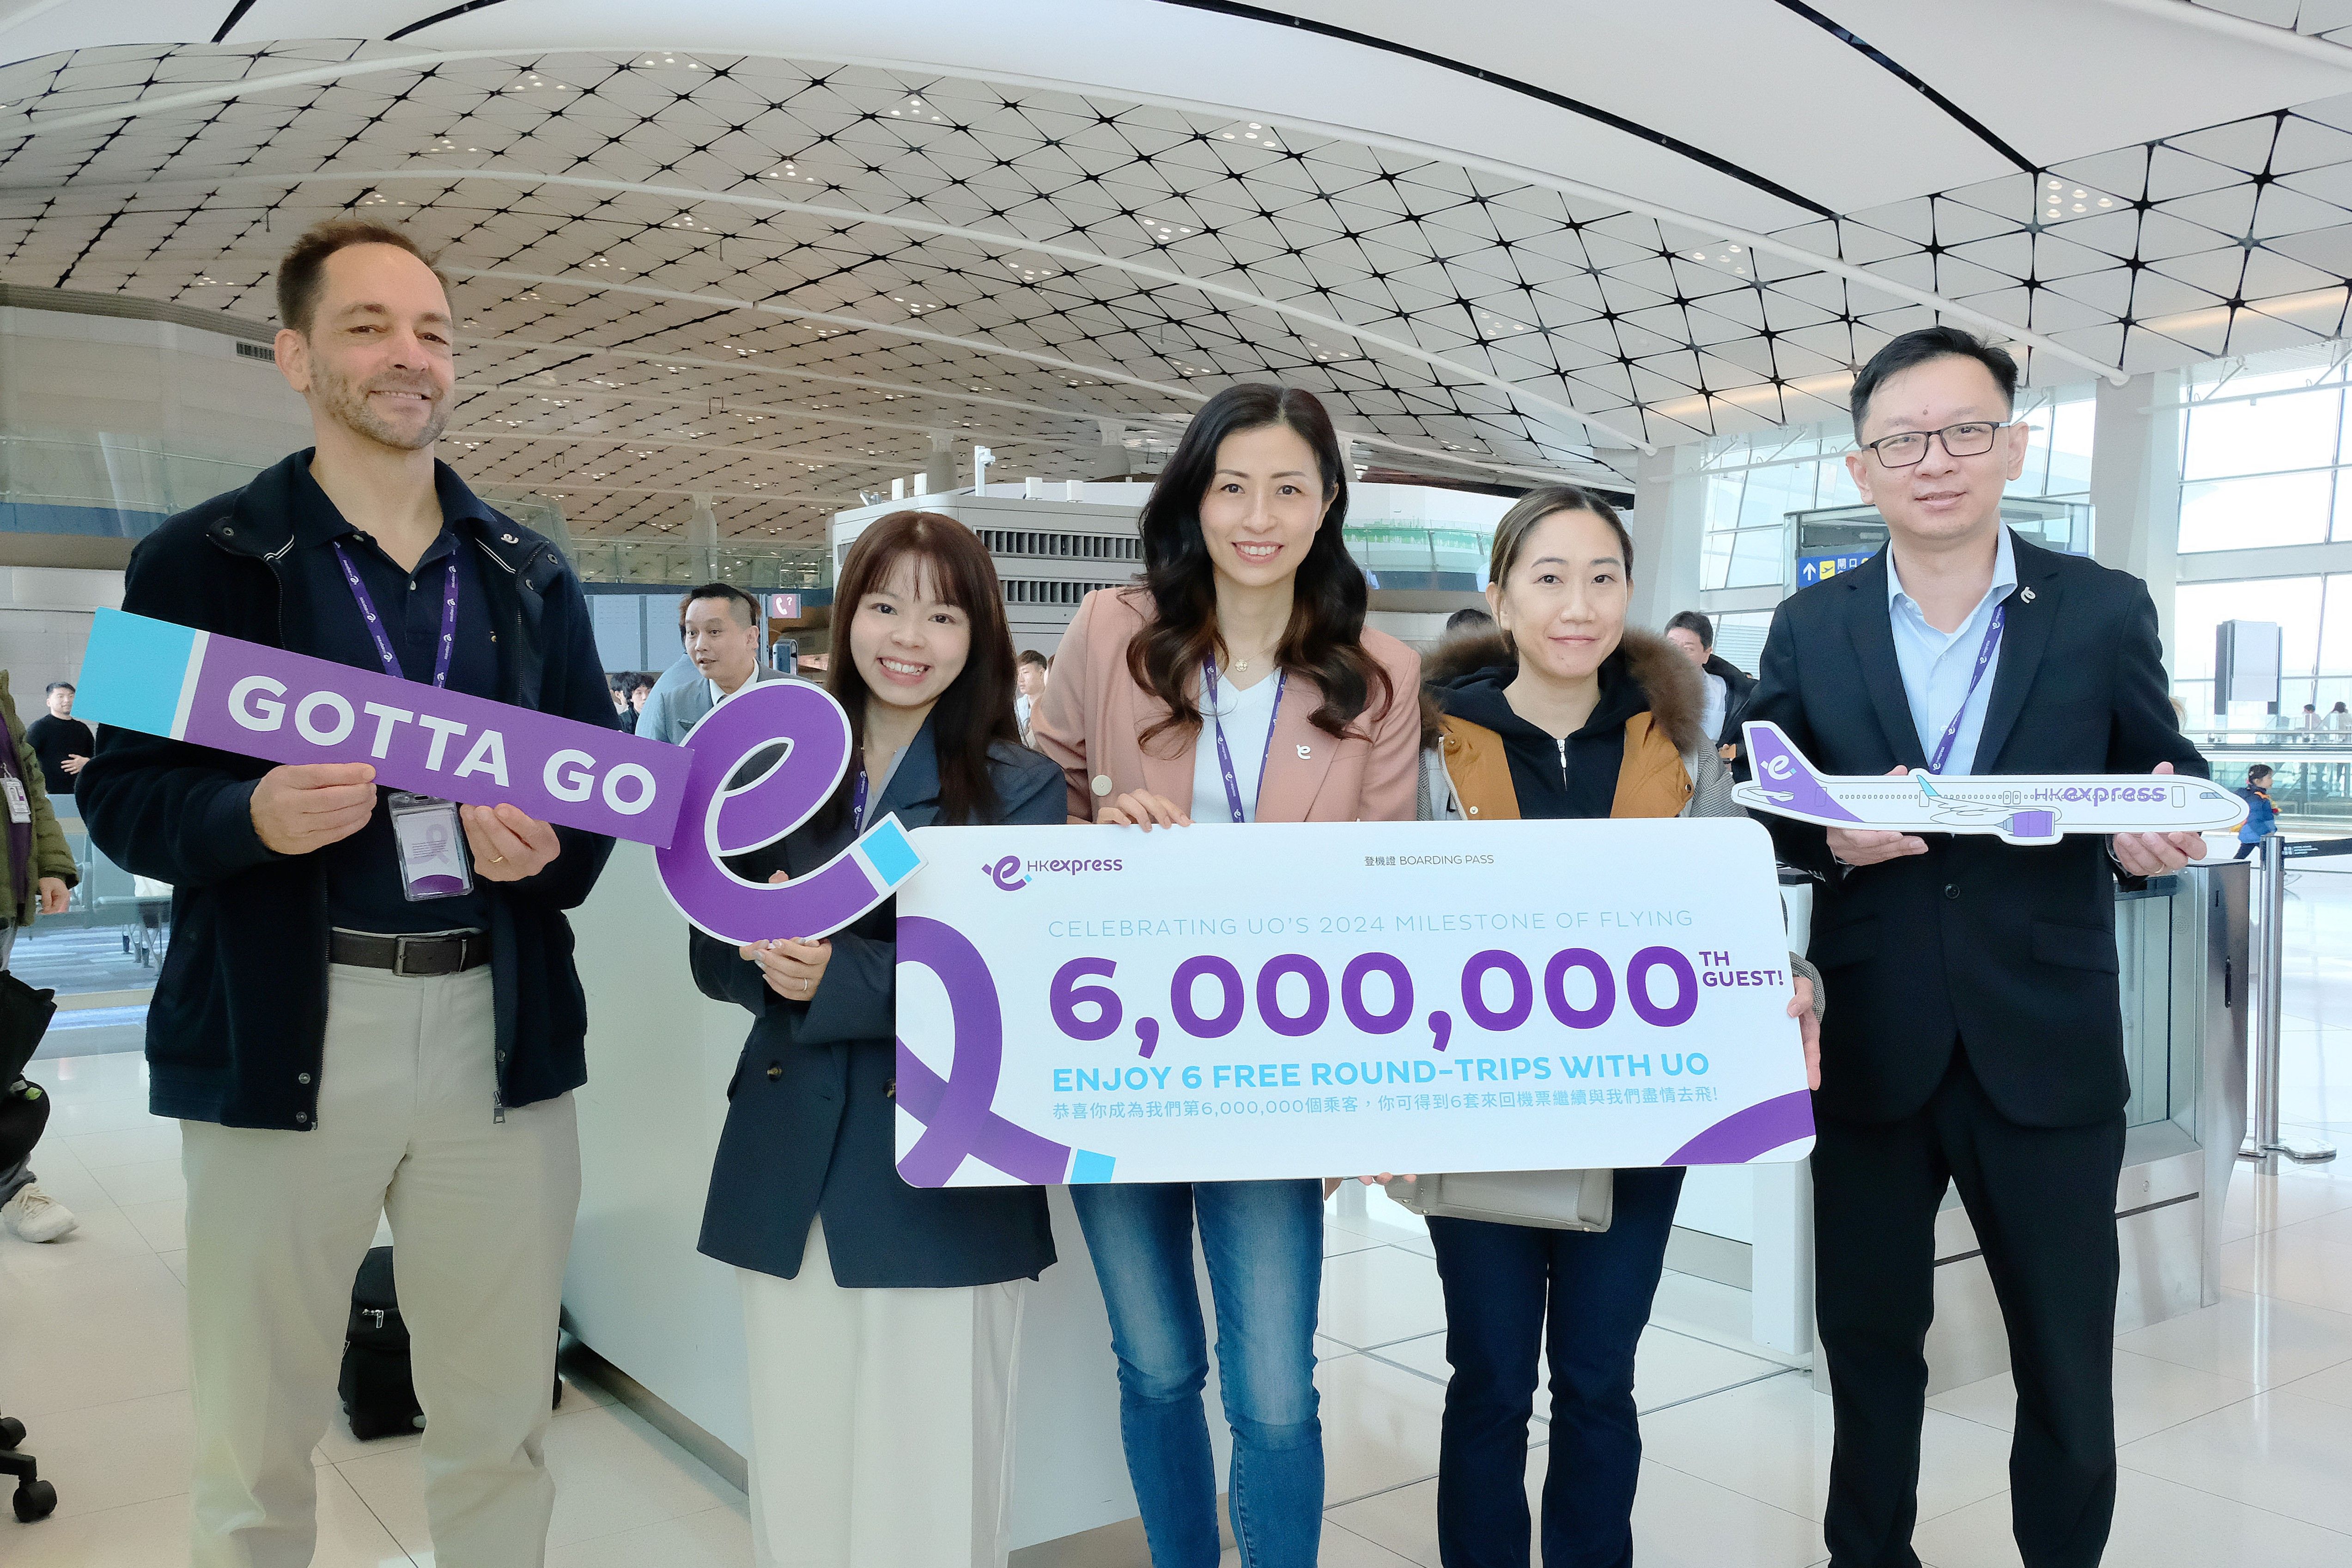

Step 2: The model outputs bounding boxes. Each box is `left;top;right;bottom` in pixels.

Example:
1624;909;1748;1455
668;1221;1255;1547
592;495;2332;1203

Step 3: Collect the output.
655;680;923;942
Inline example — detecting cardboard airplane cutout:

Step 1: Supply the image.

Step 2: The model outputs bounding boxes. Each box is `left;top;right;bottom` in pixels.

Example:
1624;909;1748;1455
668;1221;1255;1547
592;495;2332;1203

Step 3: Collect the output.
1733;721;2247;846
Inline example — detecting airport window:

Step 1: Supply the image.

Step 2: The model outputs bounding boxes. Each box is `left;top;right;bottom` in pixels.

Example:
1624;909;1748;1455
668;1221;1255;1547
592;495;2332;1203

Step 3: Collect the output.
2176;360;2350;553
1700;386;2094;592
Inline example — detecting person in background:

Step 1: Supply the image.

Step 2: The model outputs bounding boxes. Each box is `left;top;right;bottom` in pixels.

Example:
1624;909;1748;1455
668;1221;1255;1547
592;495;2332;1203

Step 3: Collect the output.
608;674;637;733
643;584;791;742
0;669;79;1244
2235;764;2280;860
1014;648;1048;746
75;218;616;1568
2331;700;2350;731
692;511;1059;1568
1415;491;1819;1568
1740;325;2206;1568
629;673;656;723
1663;609;1756;764
1443;605;1495;639
26;682;94;798
1032;383;1421;1568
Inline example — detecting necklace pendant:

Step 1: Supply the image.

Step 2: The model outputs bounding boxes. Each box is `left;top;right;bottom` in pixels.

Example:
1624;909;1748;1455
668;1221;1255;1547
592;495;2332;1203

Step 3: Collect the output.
1233;656;1249;672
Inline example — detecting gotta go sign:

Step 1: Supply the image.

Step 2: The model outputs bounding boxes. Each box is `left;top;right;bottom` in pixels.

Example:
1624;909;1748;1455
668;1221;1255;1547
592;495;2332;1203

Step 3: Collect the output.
77;608;693;846
77;608;920;935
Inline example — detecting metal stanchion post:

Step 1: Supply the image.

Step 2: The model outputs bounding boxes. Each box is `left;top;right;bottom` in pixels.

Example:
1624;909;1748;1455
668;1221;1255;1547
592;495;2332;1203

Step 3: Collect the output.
2252;833;2337;1165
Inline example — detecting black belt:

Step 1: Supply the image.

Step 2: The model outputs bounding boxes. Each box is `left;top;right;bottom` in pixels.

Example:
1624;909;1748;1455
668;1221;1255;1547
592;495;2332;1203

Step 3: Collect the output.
329;930;491;977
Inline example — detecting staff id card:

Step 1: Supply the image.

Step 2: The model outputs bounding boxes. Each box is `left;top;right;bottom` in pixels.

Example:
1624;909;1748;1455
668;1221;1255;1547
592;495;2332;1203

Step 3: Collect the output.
2;777;27;825
390;793;472;900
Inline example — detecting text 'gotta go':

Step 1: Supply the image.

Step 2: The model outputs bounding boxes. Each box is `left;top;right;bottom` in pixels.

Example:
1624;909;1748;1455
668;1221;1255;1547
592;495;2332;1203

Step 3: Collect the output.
227;674;659;816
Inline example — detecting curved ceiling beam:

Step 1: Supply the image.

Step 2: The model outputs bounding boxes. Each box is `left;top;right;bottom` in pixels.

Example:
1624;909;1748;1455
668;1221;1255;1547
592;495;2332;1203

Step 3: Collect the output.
479;336;1174;430
0;45;2130;390
2090;0;2352;67
1767;0;2032;172
442;264;1213;405
447;429;898;464
467;379;1066;442
1146;0;1834;217
46;165;1645;451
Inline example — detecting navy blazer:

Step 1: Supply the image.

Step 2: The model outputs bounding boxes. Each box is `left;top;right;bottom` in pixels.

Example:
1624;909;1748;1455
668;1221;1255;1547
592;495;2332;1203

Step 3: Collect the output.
693;724;1062;1288
1741;533;2206;1130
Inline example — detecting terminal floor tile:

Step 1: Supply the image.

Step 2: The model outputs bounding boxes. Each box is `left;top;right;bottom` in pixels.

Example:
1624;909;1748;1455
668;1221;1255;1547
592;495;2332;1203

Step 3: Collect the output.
5;871;2352;1565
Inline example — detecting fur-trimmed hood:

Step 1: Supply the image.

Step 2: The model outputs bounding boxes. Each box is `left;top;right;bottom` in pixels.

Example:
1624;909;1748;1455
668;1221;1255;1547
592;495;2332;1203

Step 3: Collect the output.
1422;625;1709;756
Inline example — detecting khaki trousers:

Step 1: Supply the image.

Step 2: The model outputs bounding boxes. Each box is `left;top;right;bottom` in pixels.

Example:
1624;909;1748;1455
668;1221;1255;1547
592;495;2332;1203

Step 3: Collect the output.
181;963;581;1568
740;1221;1025;1568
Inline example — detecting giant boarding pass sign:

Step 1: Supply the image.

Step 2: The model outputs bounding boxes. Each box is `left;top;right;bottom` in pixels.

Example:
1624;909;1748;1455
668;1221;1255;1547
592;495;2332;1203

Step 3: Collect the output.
892;817;1815;1187
1736;721;2248;846
75;607;694;846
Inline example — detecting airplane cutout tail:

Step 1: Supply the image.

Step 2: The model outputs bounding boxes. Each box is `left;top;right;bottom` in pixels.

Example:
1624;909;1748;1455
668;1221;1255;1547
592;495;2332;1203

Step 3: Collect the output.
1733;722;1860;824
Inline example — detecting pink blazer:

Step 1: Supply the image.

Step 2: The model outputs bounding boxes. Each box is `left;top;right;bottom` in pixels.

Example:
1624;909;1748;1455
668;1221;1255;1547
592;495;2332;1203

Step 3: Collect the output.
1031;587;1423;825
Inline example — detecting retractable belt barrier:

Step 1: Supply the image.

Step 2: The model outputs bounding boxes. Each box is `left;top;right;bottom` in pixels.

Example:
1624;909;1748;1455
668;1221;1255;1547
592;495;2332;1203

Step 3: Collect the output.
2281;836;2352;860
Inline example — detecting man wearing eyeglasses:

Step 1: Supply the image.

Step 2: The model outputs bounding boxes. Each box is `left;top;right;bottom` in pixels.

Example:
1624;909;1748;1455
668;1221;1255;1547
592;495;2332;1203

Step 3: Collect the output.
1741;326;2206;1568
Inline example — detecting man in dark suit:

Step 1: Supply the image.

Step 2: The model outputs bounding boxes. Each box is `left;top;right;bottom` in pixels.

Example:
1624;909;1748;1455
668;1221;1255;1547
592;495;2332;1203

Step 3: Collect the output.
1742;326;2207;1568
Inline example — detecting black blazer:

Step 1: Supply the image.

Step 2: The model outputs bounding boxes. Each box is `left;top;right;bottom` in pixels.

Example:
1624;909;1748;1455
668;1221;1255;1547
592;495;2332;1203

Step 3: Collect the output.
693;725;1063;1288
1742;533;2206;1130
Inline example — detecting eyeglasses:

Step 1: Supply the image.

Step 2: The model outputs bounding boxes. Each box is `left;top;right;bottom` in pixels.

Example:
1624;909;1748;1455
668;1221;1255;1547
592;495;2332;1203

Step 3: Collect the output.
1859;421;2010;468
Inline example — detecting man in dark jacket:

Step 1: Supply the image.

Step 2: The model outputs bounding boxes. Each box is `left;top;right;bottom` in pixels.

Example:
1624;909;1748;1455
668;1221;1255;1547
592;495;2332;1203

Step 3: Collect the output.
1663;609;1756;761
76;219;614;1568
1742;327;2205;1568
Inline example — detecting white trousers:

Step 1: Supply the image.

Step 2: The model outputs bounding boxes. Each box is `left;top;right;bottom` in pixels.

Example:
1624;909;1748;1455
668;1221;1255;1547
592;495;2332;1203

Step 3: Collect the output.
739;1222;1025;1568
181;963;581;1568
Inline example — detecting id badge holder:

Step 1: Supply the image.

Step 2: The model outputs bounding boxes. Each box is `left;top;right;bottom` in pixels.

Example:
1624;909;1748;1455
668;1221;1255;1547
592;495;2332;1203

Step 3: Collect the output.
389;793;472;901
1;777;27;825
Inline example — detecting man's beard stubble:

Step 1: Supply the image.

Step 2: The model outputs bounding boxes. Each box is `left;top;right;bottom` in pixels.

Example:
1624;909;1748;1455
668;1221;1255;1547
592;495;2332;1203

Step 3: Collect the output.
317;360;448;451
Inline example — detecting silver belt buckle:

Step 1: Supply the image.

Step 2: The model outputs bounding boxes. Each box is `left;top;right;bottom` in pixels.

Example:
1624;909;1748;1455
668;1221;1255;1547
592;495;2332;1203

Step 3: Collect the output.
391;934;431;978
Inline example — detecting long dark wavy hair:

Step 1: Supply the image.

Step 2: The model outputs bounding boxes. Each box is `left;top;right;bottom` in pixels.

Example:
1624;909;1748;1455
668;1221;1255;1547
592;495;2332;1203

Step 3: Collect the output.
1126;383;1392;751
820;510;1021;830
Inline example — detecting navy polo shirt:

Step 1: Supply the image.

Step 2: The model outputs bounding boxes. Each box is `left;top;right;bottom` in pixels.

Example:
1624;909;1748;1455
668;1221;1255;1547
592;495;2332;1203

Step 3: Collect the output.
278;461;502;934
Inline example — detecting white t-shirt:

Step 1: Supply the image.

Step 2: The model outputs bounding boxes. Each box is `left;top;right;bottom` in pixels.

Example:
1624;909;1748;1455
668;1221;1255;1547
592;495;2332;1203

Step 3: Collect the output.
1191;672;1284;823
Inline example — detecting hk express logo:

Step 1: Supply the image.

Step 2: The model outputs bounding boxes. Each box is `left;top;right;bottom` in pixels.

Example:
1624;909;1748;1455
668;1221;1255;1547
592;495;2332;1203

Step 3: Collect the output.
654;681;924;944
985;852;1124;891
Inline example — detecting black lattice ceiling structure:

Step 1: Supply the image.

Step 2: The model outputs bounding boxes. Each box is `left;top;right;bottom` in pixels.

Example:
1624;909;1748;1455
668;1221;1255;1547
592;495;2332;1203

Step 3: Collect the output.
3;3;2352;541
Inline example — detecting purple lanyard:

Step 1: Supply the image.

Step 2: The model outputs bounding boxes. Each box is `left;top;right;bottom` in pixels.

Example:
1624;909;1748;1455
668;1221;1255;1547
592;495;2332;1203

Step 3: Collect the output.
332;540;458;689
1926;600;2006;775
1202;659;1286;824
852;766;870;830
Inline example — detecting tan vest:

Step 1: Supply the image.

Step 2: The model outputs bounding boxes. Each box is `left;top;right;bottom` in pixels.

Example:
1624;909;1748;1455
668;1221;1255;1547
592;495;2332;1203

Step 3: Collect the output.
1438;711;1692;822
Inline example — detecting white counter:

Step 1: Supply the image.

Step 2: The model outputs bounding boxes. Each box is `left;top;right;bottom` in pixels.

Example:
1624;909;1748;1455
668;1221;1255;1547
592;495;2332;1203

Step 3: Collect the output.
562;843;1229;1555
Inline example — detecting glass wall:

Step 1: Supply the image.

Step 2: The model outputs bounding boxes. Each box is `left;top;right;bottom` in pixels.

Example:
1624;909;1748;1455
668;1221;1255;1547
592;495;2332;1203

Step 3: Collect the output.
2177;358;2352;553
1697;383;2094;592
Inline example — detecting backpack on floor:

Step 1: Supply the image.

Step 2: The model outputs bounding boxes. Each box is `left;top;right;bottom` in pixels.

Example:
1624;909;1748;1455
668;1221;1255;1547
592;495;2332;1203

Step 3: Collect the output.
340;1246;425;1439
337;1245;566;1440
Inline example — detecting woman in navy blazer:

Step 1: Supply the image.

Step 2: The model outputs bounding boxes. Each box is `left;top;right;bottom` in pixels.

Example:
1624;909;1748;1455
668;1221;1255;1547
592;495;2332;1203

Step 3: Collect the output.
691;511;1061;1568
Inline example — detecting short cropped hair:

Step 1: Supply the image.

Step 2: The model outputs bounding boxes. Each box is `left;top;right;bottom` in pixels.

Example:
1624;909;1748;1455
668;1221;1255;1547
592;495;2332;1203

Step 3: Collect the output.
679;582;761;632
1848;325;2018;437
2248;765;2273;782
1664;610;1714;649
275;218;452;338
1016;649;1049;670
44;681;73;695
1444;607;1494;635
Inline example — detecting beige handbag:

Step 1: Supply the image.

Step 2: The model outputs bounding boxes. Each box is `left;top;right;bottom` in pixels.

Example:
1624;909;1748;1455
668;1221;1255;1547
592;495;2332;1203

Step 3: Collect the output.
1382;1168;1614;1232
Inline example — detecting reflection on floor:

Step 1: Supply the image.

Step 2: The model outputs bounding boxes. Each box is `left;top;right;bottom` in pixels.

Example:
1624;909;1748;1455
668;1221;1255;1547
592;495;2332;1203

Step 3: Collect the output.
5;876;2352;1566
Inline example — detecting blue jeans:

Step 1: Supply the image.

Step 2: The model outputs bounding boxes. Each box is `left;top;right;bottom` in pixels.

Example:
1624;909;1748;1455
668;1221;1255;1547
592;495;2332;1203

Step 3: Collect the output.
1070;1179;1324;1568
1426;1166;1686;1568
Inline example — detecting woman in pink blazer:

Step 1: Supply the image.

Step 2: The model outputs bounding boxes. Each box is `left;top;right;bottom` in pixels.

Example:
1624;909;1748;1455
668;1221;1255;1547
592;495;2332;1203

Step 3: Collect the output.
1032;384;1421;1568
